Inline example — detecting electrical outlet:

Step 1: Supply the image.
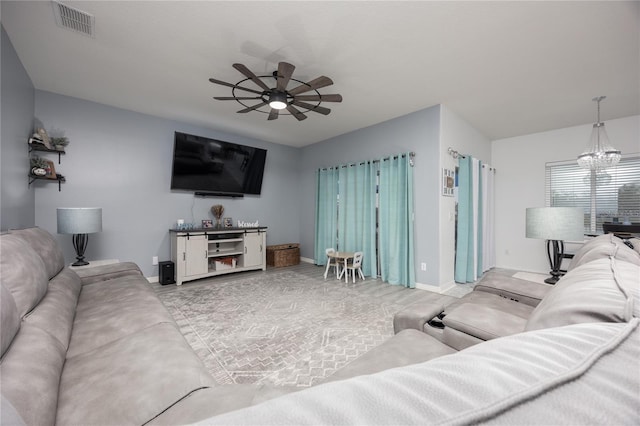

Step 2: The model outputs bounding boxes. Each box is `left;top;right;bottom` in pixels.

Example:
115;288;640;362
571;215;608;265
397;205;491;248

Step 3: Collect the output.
152;256;158;265
420;262;427;271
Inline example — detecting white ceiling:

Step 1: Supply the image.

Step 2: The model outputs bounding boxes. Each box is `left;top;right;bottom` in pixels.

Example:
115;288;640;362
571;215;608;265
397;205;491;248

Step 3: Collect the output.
2;1;639;147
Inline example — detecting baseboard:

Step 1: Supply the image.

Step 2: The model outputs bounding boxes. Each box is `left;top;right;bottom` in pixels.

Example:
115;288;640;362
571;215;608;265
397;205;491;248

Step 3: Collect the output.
415;281;455;294
147;275;159;283
300;256;314;264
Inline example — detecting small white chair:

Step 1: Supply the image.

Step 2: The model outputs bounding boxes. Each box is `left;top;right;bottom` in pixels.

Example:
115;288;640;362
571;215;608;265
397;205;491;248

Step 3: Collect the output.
345;252;364;283
324;248;341;279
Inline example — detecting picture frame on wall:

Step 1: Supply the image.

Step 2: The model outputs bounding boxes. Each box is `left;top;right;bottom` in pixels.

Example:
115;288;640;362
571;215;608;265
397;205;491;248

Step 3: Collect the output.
201;219;213;228
442;168;455;196
224;217;233;228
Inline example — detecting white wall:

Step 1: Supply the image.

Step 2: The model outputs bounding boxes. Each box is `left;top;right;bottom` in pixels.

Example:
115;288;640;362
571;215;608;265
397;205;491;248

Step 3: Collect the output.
299;106;441;286
1;25;35;230
493;115;640;273
439;106;491;289
33;90;302;277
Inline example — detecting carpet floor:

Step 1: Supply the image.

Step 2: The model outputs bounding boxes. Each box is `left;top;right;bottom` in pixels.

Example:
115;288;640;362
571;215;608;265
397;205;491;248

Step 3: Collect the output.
155;263;456;387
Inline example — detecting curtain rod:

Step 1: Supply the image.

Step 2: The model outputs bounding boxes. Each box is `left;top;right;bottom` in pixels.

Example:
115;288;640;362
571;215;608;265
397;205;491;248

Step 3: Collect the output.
319;152;415;171
448;148;496;172
447;147;466;159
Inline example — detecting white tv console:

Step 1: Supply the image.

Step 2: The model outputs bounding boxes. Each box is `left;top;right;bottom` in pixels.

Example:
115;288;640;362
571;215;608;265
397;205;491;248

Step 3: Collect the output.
169;227;267;285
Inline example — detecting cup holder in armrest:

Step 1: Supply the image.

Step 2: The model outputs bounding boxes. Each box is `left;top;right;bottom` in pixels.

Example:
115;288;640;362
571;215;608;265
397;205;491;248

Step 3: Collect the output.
427;318;445;329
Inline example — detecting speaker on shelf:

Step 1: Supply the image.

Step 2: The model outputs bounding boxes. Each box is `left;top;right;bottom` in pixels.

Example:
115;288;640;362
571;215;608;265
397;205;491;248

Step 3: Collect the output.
159;261;175;285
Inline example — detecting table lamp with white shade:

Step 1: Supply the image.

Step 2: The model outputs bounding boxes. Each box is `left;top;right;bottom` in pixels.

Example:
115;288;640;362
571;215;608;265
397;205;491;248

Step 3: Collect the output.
526;207;584;284
57;207;102;266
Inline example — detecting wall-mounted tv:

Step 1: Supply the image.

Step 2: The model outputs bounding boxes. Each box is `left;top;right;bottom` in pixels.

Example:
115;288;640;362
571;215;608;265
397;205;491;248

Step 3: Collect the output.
170;132;267;196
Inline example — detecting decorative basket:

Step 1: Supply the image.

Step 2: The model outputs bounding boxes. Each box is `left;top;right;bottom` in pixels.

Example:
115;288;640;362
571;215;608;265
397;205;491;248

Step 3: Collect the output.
214;257;236;270
266;243;300;267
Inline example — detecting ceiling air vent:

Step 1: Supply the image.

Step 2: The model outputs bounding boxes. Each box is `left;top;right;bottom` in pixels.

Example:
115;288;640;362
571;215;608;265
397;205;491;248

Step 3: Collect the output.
52;1;95;38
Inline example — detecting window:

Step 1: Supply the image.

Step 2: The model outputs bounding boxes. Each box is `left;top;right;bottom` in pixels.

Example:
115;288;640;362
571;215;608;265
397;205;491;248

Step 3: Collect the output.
546;155;640;234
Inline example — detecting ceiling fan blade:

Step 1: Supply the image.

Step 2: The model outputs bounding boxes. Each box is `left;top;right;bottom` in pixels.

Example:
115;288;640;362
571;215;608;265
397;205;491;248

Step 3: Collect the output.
286;104;307;121
233;63;270;91
288;76;334;95
237;101;268;113
214;96;262;101
209;78;264;95
294;94;343;102
268;109;279;121
277;62;296;91
292;100;331;115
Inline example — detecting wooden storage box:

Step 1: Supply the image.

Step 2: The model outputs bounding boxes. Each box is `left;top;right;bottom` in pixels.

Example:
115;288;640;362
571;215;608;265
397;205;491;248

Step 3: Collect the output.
267;243;300;267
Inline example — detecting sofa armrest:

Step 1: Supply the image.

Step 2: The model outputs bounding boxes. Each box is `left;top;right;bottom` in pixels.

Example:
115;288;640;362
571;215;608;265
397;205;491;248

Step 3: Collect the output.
474;275;552;307
72;262;143;285
442;303;527;341
393;303;444;334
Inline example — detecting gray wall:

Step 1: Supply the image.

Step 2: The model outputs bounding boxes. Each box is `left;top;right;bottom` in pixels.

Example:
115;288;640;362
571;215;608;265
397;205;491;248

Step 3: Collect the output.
1;24;35;230
33;90;301;276
299;106;441;285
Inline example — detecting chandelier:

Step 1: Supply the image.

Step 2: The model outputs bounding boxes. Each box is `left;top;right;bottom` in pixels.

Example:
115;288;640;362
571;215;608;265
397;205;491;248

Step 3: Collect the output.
577;96;621;170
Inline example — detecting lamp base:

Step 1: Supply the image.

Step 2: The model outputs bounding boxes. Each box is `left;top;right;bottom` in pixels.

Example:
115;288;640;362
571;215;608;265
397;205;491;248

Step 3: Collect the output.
545;239;565;285
72;233;90;267
544;275;560;285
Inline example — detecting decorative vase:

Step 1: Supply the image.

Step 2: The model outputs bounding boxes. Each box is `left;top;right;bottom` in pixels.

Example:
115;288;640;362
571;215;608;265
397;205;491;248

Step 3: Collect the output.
31;167;46;176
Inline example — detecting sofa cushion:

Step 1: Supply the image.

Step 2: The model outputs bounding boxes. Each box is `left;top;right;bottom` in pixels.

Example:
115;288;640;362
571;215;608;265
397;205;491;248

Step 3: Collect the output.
444;290;534;319
23;268;81;350
0;283;20;357
9;227;65;279
0;234;48;318
443;303;527;341
526;257;638;331
0;324;66;426
473;274;552;307
568;233;640;271
324;329;456;383
57;322;216;425
198;320;639;425
149;385;299;425
67;275;176;358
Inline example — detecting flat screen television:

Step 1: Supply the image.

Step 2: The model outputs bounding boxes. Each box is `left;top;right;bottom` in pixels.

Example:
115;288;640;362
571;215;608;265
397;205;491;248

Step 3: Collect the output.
170;131;267;196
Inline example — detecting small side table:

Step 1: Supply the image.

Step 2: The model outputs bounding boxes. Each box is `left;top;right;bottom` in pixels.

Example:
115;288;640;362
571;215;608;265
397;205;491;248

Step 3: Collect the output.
69;259;119;270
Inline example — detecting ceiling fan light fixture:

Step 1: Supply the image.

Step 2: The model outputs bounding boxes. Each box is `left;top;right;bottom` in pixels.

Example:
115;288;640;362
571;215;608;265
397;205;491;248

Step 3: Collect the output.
268;92;287;110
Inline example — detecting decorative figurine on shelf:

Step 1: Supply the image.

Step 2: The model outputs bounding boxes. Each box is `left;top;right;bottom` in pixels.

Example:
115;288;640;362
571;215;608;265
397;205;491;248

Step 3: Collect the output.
35;128;52;150
211;204;224;228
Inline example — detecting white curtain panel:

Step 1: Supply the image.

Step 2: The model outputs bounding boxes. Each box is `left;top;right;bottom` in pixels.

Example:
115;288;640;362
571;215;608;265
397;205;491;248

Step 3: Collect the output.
481;164;496;273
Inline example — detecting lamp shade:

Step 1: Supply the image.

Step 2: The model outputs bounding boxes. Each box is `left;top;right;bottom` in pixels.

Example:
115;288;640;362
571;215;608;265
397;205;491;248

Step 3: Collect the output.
526;207;584;241
57;208;102;234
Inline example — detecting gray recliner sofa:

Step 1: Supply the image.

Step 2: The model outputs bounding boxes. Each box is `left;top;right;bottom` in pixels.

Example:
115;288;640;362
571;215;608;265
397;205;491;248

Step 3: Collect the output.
395;233;640;350
192;233;640;424
2;228;638;425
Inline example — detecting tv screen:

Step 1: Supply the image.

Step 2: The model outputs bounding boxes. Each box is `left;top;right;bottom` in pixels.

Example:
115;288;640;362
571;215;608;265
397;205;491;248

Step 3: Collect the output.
170;132;267;196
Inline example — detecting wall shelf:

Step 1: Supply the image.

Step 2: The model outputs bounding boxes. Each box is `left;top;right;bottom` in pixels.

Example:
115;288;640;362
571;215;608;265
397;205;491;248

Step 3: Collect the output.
28;175;66;191
28;138;67;191
29;144;66;164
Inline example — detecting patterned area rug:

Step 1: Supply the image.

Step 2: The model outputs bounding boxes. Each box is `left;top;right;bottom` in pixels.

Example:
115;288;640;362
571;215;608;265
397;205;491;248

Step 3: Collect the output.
157;268;450;387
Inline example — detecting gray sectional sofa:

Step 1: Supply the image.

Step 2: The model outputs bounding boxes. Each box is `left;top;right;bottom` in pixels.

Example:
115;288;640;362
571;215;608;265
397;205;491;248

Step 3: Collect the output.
0;227;290;425
1;228;638;425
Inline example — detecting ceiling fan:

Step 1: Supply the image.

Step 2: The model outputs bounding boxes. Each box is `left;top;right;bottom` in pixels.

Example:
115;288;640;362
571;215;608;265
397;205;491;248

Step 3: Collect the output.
209;62;343;121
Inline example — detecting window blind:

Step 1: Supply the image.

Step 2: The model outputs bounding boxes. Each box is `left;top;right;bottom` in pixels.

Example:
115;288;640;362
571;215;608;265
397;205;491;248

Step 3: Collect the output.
546;155;640;234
